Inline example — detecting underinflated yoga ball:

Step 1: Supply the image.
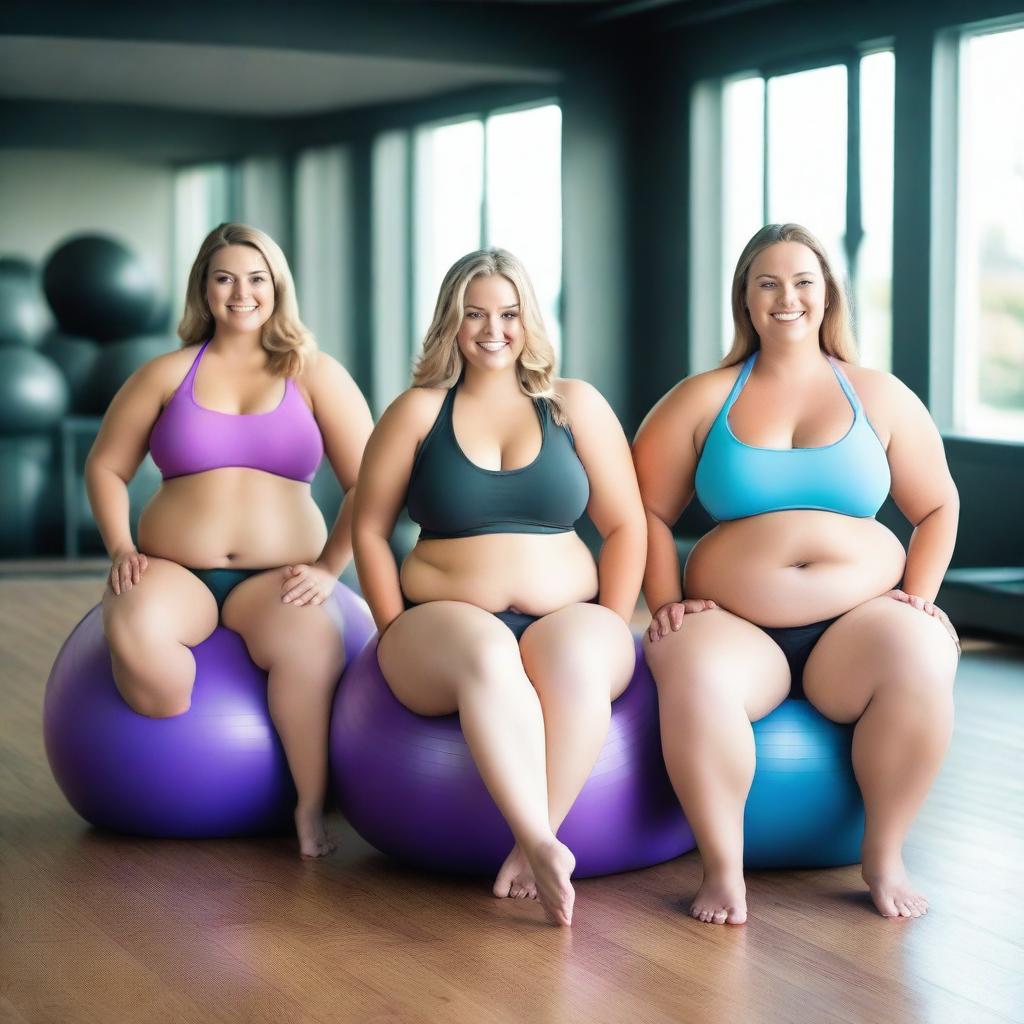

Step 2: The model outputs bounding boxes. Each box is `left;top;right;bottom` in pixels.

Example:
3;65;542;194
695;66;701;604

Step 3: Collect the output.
745;700;864;868
44;585;375;838
330;638;696;878
43;235;156;342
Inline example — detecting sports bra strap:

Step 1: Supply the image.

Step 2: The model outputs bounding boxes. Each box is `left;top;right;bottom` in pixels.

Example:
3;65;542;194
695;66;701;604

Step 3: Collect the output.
827;357;862;413
722;353;757;414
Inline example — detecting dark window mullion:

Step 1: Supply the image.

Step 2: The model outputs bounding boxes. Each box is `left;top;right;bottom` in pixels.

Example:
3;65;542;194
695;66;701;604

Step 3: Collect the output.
762;77;770;224
846;55;864;301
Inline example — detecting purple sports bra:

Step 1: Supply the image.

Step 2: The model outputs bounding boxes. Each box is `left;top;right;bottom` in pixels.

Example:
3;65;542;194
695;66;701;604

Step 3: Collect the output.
148;341;324;483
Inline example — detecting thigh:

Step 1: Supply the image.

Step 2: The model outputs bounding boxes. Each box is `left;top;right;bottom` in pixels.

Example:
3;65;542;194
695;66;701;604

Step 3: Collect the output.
221;569;344;671
642;607;791;721
519;603;635;700
376;601;525;716
803;595;959;723
102;556;217;646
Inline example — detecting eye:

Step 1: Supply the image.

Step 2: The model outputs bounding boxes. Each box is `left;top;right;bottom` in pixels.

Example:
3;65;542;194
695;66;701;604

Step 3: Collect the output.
215;275;232;284
797;279;813;287
251;275;267;284
501;311;519;319
759;281;776;289
466;311;483;319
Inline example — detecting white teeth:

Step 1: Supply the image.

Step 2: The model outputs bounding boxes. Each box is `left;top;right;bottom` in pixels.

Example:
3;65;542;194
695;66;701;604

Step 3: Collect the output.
229;305;257;312
772;311;803;321
478;342;507;351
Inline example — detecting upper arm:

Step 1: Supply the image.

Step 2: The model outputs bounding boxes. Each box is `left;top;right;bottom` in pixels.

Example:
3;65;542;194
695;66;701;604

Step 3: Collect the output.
353;389;440;538
883;376;959;526
306;354;374;492
631;377;705;529
560;380;644;539
86;356;178;482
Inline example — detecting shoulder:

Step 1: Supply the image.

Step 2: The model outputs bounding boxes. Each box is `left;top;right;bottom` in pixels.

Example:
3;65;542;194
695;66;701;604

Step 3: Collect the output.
838;362;925;420
380;385;448;433
638;363;740;432
555;377;608;415
302;350;358;395
129;344;198;395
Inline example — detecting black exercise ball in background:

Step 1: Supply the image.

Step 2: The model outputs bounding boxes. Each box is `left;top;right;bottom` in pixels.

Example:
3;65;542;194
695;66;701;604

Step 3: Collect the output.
0;260;47;348
43;235;156;342
39;330;99;414
0;348;69;434
82;334;175;414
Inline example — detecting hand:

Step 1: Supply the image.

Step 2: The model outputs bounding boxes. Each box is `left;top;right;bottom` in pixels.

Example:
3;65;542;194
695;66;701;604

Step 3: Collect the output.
885;589;960;655
281;563;337;607
108;548;148;596
647;599;717;642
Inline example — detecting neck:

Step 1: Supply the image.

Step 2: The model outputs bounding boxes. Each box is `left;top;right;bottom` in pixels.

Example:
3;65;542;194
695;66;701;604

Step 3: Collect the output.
208;329;265;364
754;340;828;378
460;364;525;402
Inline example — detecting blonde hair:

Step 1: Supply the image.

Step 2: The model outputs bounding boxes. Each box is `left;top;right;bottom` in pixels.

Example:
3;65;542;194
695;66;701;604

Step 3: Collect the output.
178;222;316;378
412;248;566;424
723;223;858;366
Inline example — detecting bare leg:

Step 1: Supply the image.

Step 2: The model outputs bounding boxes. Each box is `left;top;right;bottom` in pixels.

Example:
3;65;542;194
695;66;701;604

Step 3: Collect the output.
102;558;218;717
644;609;790;925
493;604;634;900
222;570;346;859
378;602;575;926
803;596;957;918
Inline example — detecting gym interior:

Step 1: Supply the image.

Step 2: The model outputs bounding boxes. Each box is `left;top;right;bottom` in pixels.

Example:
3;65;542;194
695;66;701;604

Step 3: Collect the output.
1;2;1021;1022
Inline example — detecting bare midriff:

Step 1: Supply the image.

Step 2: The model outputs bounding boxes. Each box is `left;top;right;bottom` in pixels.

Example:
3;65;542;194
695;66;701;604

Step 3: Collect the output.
137;468;328;569
683;511;906;627
400;532;599;616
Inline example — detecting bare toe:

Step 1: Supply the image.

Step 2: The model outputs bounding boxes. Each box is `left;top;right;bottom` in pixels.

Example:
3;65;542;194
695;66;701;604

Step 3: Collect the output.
527;839;575;927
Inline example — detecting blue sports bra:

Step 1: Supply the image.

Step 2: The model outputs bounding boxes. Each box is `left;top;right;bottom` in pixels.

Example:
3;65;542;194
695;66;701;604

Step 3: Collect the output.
694;352;891;522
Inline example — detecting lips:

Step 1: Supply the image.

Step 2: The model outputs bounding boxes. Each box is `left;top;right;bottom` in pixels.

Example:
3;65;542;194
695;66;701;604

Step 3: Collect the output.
477;341;508;352
228;305;258;313
772;311;804;322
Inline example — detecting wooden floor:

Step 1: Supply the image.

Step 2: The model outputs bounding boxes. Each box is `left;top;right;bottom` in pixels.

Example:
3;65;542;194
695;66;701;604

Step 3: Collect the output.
1;574;1022;1024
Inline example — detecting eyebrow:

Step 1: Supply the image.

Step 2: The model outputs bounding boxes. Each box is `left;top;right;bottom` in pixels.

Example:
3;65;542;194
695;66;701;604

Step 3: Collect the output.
465;303;520;310
211;268;268;276
755;272;818;279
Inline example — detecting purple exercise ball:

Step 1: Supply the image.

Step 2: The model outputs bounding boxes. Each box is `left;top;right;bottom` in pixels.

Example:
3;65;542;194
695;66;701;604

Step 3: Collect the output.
330;637;695;878
44;583;375;838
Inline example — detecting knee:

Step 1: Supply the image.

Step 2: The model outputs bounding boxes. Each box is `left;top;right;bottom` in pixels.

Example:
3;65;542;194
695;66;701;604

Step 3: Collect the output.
651;655;737;711
120;684;192;719
458;635;525;688
103;602;165;657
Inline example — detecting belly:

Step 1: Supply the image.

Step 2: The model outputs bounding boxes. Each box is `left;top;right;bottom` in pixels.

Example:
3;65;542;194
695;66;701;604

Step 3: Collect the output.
683;511;906;627
401;532;598;616
138;469;329;568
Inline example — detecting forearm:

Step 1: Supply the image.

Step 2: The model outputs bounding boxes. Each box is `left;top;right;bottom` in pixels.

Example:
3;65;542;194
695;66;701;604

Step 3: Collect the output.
353;530;405;632
596;522;647;623
84;462;136;558
902;499;959;602
642;511;684;612
315;487;356;578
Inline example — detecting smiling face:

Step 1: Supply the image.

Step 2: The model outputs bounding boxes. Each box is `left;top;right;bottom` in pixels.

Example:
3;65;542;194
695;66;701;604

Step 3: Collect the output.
745;241;828;348
205;244;275;336
455;274;526;375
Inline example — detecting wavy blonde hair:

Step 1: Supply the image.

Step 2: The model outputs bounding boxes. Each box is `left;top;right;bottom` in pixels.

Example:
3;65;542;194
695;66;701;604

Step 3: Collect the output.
412;248;566;424
178;222;316;378
723;223;858;366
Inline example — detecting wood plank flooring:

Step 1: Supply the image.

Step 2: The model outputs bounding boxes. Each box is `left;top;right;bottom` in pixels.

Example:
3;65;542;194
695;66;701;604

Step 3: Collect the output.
1;574;1022;1024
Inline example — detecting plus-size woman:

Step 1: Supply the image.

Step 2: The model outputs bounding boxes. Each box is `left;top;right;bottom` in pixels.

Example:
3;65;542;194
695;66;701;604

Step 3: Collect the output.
634;223;959;924
86;223;373;858
353;249;646;927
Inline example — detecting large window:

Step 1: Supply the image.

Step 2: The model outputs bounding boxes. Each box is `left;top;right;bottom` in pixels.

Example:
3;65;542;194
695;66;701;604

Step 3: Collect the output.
412;103;563;358
949;25;1024;441
693;52;894;372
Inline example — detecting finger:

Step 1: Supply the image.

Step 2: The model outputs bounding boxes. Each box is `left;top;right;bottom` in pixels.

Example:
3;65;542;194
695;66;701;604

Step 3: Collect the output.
284;582;316;604
131;556;141;585
139;554;148;574
119;563;133;592
292;587;321;607
924;602;936;616
110;567;120;596
670;606;684;630
647;624;658;643
281;572;308;596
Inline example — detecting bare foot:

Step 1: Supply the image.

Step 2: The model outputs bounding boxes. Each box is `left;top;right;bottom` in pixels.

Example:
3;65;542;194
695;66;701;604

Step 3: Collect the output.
525;839;575;926
295;806;336;860
493;843;537;900
862;854;928;919
690;868;747;925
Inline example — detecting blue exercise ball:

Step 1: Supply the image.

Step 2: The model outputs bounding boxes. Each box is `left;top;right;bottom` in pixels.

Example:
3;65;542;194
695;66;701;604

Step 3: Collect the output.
43;235;156;343
745;700;864;869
